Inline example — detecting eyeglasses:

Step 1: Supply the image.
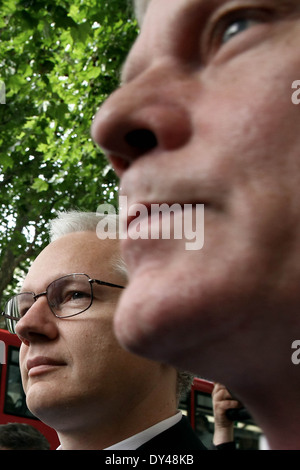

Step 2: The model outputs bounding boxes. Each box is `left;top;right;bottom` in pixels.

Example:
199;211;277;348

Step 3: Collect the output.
1;273;125;334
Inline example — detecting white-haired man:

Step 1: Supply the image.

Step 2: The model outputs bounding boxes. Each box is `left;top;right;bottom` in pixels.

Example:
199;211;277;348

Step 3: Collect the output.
2;211;236;450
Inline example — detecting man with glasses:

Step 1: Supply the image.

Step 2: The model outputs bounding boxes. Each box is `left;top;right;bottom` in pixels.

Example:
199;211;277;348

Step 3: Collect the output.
2;212;237;450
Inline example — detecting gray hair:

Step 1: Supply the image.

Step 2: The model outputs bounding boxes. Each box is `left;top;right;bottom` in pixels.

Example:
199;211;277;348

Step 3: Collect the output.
176;370;195;403
50;210;118;240
49;210;194;399
49;210;127;279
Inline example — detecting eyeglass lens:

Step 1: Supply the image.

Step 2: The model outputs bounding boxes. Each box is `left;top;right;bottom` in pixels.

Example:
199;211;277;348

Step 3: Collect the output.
48;274;92;317
4;274;93;333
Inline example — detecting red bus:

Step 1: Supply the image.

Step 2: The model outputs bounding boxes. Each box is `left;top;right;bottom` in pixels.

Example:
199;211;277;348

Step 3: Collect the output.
0;328;59;449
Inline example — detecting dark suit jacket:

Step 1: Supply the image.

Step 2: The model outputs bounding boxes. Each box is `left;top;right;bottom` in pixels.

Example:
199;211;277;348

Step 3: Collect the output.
137;416;207;451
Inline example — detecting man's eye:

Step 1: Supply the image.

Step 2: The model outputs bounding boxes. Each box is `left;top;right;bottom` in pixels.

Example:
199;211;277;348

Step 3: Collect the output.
55;290;90;307
221;18;260;44
205;8;274;58
69;291;90;302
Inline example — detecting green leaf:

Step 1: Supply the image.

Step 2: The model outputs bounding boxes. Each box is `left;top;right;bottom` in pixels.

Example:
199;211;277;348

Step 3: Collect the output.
32;178;49;192
0;154;14;171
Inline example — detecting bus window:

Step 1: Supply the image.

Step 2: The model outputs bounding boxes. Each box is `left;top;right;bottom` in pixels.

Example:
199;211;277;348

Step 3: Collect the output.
4;346;35;419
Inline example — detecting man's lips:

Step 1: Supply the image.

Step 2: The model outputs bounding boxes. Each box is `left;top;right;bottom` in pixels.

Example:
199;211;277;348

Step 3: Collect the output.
122;201;206;231
27;356;66;377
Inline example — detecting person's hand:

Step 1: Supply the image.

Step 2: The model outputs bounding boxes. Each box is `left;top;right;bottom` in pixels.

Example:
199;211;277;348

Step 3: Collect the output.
212;383;242;445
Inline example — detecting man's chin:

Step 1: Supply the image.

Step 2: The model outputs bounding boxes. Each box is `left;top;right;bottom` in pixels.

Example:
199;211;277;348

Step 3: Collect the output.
112;268;203;368
25;384;65;425
112;252;265;376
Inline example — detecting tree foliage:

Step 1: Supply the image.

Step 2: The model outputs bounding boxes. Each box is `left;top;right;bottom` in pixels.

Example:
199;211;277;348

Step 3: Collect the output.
0;0;138;321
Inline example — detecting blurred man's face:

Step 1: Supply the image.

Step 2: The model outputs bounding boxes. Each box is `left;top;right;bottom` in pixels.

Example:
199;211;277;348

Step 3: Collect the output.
92;1;300;378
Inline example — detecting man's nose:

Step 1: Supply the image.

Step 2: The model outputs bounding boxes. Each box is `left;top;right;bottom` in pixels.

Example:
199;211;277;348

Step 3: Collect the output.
91;66;192;176
16;296;58;346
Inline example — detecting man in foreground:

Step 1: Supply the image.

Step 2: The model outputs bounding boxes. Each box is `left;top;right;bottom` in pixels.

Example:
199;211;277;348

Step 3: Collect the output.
92;0;300;449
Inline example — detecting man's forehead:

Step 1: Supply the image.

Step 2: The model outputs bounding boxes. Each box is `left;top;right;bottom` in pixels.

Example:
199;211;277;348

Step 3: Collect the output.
23;232;118;286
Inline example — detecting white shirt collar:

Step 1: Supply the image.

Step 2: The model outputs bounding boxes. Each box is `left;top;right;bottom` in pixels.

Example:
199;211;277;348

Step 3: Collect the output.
57;411;183;450
104;411;182;450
